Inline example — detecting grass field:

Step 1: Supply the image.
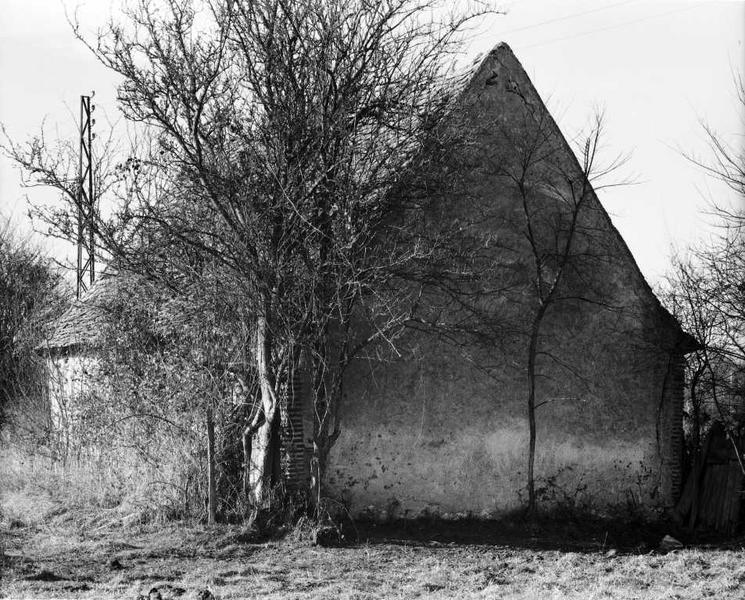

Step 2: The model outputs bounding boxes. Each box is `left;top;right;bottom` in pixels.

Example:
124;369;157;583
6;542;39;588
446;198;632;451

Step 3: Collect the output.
2;494;745;600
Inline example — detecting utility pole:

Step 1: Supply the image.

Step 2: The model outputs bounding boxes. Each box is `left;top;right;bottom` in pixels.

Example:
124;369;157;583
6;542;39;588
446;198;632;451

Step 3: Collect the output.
76;93;96;298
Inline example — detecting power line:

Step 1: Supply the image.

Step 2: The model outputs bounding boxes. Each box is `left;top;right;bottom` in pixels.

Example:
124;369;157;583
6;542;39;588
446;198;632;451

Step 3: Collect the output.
499;0;639;36
522;4;700;50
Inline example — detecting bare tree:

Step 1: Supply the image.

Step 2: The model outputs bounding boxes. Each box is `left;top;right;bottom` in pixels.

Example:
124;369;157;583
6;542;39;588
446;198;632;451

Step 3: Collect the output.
662;75;745;479
687;74;745;215
388;49;630;516
662;255;716;453
3;0;499;512
495;108;630;515
0;219;63;433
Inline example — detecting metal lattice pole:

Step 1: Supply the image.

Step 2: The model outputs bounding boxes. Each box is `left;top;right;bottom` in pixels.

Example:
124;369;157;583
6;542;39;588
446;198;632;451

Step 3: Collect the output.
76;94;95;298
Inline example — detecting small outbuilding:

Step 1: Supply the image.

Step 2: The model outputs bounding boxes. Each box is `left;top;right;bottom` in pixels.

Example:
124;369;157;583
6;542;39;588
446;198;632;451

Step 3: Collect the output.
37;275;134;433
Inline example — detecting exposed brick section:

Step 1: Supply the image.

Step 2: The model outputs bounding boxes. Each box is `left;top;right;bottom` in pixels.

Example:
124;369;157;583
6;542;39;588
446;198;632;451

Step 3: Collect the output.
663;354;686;503
281;370;310;492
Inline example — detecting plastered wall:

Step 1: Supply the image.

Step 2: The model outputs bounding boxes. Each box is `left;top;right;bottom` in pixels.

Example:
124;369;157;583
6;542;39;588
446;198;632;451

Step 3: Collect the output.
47;351;99;431
324;45;685;518
328;321;676;518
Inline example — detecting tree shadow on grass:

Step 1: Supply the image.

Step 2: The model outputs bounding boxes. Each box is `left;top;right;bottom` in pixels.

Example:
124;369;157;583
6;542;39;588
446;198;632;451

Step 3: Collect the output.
348;510;738;553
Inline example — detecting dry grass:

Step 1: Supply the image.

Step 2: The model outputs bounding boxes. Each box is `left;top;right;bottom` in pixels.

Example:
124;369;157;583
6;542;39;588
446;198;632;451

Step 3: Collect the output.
0;442;203;529
3;489;745;600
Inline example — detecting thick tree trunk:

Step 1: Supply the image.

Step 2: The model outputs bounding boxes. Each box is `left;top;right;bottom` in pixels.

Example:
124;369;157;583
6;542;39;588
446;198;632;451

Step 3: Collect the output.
251;419;275;505
242;410;264;497
206;405;217;524
249;314;280;507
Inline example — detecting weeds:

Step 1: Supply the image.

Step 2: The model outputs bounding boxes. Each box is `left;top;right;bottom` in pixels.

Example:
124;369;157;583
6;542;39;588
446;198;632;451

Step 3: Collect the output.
0;441;205;529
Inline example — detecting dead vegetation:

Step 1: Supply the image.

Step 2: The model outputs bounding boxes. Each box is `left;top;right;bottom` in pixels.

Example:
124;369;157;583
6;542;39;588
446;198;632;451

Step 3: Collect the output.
3;488;745;600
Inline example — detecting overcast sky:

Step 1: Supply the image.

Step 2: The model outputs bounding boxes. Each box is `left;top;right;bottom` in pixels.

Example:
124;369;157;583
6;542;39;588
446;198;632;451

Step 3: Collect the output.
0;0;743;285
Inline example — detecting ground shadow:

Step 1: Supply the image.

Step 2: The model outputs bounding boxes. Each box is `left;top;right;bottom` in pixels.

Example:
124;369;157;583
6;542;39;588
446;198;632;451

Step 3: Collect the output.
345;513;742;554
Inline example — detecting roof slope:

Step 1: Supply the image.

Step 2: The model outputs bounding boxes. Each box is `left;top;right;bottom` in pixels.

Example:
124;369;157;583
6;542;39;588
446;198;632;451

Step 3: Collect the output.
37;274;135;353
40;43;697;355
452;43;697;353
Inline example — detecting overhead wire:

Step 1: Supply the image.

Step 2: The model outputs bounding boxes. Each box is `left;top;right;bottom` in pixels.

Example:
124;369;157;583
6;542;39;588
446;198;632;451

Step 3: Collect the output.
498;0;640;36
521;4;701;50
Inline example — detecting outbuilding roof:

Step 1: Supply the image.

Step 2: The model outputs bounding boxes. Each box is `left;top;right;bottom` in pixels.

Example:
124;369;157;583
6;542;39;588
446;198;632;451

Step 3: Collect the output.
37;273;130;353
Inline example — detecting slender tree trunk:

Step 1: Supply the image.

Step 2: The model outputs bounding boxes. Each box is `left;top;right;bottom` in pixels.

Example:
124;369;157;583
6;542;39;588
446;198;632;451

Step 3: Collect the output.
308;347;341;513
310;392;344;512
242;426;252;497
206;404;217;524
526;302;548;517
310;413;341;512
309;445;321;509
689;364;703;453
310;440;326;511
309;342;327;511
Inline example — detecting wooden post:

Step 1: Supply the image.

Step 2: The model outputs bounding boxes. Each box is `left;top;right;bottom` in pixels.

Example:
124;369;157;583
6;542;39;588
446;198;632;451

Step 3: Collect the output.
207;405;217;525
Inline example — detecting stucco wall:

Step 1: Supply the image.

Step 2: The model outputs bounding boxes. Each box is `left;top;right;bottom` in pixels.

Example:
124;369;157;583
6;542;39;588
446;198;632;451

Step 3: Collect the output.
47;350;99;432
324;44;684;519
328;320;675;518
